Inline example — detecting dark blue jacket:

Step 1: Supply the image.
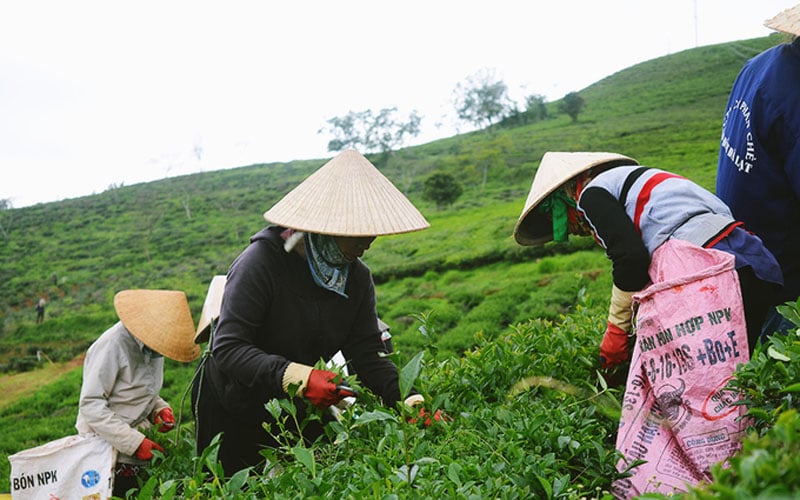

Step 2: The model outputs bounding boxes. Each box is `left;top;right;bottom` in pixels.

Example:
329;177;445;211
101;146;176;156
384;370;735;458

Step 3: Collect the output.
717;39;800;302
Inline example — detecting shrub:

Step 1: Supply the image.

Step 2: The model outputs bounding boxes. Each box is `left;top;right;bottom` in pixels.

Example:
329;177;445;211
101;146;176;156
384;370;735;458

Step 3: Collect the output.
127;308;625;499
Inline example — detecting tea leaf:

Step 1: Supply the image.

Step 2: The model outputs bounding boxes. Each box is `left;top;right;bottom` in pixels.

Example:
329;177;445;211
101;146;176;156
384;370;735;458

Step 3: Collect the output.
353;409;397;427
400;351;424;399
291;445;315;476
227;468;250;494
767;345;791;362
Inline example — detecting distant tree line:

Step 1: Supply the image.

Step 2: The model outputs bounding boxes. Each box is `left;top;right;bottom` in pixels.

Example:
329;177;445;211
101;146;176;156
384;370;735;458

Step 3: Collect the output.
318;68;587;157
318;108;422;162
317;68;586;198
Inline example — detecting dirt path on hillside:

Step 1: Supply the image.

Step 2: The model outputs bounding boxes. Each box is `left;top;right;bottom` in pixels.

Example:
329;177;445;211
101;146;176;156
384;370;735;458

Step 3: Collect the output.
0;354;85;411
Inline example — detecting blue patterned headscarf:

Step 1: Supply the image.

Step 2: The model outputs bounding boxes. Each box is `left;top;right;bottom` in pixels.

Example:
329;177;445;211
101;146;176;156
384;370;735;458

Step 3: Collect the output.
305;233;350;297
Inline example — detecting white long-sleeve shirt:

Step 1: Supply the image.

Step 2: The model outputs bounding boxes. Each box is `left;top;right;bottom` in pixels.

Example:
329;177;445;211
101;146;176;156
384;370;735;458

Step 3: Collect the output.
75;321;169;464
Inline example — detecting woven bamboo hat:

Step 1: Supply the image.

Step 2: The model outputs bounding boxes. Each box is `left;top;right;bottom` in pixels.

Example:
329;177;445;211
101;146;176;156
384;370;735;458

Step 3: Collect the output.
114;289;200;362
765;4;800;37
263;149;430;236
513;152;638;246
194;275;227;344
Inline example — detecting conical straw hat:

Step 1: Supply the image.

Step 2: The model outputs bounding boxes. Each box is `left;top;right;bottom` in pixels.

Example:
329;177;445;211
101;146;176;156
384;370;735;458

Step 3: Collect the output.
765;4;800;37
263;149;430;236
114;289;200;362
513;152;638;246
194;275;226;344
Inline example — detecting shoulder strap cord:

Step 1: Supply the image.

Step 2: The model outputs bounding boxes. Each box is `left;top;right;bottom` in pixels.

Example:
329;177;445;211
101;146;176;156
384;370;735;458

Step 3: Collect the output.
173;320;215;447
618;166;650;206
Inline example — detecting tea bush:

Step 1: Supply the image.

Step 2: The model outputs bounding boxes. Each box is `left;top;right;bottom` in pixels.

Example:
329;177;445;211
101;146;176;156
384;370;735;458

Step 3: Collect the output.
678;409;800;499
5;291;800;498
124;301;800;499
129;303;628;499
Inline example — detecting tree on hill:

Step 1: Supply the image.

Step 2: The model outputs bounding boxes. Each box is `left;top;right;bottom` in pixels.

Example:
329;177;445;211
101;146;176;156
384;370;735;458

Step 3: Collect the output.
474;134;512;191
525;93;549;121
0;198;12;240
559;91;586;123
452;68;514;131
319;107;422;162
422;172;463;209
500;93;550;127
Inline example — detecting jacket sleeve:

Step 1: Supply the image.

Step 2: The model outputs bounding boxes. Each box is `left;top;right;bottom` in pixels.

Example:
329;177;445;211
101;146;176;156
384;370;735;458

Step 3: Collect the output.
212;246;288;400
579;186;650;291
78;346;145;456
783;121;800;200
341;274;403;408
151;398;170;420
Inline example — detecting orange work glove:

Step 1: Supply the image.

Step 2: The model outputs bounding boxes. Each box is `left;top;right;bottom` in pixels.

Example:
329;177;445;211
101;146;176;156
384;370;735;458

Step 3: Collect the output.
134;438;164;461
154;407;175;432
304;369;348;409
282;362;354;409
599;321;630;369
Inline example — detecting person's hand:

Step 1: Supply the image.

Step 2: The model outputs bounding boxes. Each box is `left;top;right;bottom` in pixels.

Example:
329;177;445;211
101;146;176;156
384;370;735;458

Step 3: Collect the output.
304;369;349;409
134;438;164;461
403;395;451;426
282;362;354;408
154;407;175;432
407;406;451;426
599;322;629;369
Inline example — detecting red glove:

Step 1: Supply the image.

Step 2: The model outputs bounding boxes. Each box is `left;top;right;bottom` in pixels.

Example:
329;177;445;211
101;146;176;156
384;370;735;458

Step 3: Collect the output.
408;407;451;426
154;407;175;432
599;322;629;369
134;438;164;461
304;369;346;409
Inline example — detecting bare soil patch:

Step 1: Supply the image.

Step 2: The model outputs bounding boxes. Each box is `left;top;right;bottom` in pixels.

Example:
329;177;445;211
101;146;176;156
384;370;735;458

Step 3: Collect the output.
0;354;84;410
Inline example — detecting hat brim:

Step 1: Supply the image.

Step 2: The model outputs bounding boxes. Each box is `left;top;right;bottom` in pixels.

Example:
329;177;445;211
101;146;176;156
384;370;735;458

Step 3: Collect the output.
194;275;227;344
764;5;800;37
513;152;638;245
263;149;430;236
115;290;200;362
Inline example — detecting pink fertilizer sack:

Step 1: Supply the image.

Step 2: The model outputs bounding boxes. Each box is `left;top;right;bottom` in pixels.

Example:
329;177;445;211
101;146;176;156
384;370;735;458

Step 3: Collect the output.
613;239;750;498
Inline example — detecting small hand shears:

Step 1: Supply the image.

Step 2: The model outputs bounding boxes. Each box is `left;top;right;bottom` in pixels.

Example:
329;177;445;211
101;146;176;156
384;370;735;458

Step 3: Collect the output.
336;384;359;398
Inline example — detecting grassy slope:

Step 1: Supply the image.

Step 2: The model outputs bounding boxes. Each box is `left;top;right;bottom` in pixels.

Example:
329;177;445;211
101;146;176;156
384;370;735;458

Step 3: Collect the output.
0;34;788;491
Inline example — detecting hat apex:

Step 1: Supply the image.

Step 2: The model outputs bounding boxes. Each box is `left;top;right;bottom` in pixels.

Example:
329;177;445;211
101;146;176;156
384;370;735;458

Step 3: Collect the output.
263;149;429;236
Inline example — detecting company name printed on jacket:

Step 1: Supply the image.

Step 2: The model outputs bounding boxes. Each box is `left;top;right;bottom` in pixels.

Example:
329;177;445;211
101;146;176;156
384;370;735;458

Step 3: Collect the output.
720;97;757;174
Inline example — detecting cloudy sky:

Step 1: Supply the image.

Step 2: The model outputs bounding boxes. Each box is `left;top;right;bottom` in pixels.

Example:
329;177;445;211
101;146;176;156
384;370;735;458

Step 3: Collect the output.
1;0;797;208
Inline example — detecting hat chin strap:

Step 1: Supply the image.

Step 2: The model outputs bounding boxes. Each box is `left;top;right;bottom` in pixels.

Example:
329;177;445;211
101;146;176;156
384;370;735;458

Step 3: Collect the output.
142;344;163;359
282;229;305;253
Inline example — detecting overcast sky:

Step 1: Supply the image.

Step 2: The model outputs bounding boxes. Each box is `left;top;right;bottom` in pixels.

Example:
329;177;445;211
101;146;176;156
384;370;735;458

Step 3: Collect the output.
2;0;797;208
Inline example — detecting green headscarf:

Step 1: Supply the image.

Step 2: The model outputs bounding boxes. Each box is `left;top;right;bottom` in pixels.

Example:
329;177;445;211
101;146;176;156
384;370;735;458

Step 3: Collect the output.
539;188;576;243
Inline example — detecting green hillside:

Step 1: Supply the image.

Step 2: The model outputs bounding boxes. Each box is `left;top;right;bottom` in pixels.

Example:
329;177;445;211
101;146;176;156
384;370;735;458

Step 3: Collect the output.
2;34;798;497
